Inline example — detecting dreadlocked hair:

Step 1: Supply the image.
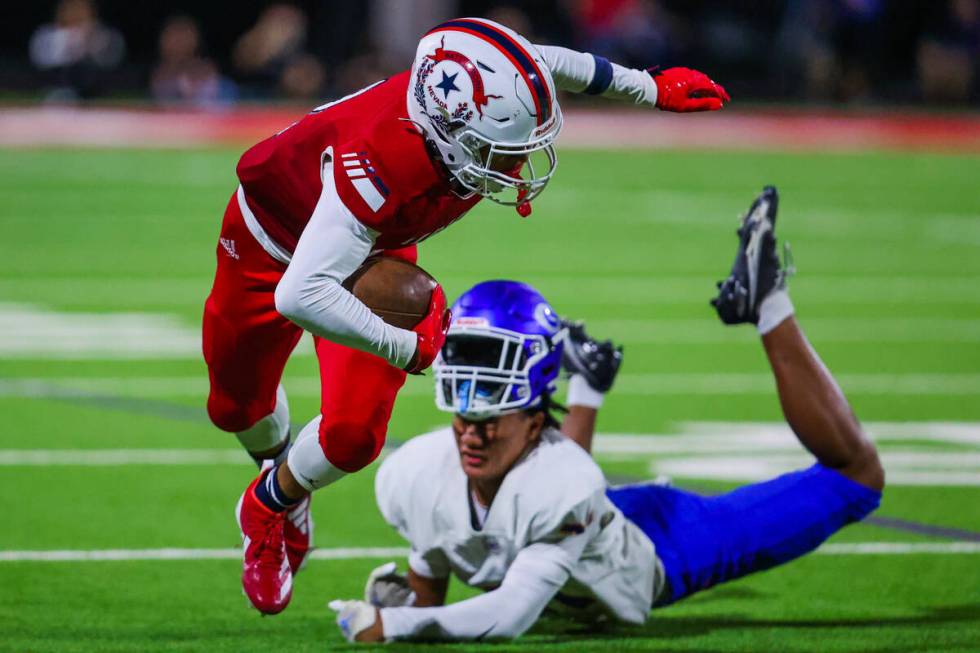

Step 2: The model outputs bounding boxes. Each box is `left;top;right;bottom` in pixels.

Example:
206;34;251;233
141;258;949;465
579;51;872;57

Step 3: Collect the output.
522;393;568;429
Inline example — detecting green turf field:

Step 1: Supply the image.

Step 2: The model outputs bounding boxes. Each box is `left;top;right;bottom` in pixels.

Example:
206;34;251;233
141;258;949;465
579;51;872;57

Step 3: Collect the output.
1;146;979;652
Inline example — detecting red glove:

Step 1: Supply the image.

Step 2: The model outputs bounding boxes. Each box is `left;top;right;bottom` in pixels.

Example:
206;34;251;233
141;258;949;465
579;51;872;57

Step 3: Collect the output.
650;67;730;113
404;283;450;374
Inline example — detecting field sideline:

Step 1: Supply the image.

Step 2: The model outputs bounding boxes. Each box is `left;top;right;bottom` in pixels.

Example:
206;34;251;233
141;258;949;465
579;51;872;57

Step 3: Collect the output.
1;142;978;652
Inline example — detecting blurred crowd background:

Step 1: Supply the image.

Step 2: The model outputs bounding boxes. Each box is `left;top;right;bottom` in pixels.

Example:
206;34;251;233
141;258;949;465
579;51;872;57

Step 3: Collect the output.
2;0;978;109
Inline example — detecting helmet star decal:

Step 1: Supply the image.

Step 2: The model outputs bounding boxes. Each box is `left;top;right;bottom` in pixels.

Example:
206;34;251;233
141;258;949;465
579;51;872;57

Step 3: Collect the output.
435;71;460;99
424;36;502;118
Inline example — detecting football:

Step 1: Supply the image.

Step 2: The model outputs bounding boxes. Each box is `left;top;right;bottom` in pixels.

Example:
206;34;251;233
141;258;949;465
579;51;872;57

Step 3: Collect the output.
343;255;436;329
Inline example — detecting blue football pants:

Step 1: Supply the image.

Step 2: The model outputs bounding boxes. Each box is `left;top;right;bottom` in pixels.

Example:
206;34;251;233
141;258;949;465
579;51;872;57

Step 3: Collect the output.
607;463;881;605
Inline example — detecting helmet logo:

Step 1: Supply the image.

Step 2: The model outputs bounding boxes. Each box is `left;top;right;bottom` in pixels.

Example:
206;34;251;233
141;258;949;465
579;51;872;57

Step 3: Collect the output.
434;71;460;99
533;303;560;333
415;36;502;127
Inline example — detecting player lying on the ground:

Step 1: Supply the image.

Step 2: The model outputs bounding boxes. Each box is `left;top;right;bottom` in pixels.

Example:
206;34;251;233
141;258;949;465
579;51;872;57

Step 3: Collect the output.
201;16;729;615
327;187;886;642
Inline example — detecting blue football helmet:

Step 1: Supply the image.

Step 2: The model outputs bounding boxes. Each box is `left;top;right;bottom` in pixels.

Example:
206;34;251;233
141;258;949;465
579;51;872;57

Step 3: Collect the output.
434;280;566;418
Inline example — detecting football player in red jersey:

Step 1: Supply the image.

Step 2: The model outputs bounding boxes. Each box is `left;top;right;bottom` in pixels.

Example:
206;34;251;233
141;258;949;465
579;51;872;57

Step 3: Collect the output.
202;17;730;615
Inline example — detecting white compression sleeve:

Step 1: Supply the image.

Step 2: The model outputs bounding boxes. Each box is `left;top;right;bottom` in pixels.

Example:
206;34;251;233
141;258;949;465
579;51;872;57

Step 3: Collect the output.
273;159;418;369
534;44;658;106
381;543;572;641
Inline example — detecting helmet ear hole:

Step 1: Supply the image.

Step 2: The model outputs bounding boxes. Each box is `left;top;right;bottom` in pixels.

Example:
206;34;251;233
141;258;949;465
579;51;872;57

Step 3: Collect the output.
448;154;456;162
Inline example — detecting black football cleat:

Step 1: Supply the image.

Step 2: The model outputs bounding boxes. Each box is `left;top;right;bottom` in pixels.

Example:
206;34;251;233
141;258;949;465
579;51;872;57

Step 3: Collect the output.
560;320;623;393
711;186;793;325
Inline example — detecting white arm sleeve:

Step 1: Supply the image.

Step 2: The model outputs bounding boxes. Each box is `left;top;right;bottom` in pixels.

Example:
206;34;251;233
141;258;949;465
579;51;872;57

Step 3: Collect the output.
381;543;573;641
535;44;659;107
273;157;418;369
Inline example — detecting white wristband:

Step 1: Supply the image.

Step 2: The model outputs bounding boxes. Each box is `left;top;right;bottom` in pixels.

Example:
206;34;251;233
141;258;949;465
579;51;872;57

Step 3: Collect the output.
566;374;604;409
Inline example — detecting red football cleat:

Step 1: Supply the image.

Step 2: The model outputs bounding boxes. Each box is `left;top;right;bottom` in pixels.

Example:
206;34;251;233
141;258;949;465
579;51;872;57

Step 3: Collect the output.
284;495;314;574
236;473;293;615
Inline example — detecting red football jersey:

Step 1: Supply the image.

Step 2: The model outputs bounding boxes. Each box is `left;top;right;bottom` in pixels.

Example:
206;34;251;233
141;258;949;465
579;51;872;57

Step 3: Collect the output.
236;72;481;253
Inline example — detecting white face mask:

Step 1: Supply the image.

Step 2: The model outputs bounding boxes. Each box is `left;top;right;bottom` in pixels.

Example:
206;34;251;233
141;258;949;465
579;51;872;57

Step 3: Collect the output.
452;117;561;206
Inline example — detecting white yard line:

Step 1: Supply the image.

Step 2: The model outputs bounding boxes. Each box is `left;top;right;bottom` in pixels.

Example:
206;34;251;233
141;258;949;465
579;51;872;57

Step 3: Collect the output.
648;456;980;486
678;421;980;446
0;547;409;562
2;423;977;485
2;421;977;467
0;449;252;466
5;373;980;397
4;301;980;360
584;318;980;343
4;275;980;305
0;303;199;359
2;423;978;487
1;542;976;562
628;422;980;487
815;542;980;555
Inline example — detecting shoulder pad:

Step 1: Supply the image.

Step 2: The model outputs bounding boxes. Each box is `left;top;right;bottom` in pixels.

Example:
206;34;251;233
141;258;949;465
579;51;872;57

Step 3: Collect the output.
332;141;397;230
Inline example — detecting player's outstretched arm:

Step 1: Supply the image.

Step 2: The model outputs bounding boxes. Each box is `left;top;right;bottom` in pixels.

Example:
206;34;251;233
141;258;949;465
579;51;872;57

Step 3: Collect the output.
329;543;572;642
559;320;624;453
535;44;729;112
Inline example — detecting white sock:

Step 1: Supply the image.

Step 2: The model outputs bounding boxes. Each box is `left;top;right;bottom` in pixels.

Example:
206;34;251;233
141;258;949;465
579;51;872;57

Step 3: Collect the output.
566;374;604;409
286;416;347;492
235;385;290;454
757;289;795;335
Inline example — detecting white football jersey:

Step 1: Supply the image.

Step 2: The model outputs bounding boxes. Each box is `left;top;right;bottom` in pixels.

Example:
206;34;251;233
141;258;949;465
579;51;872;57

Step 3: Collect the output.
375;426;665;624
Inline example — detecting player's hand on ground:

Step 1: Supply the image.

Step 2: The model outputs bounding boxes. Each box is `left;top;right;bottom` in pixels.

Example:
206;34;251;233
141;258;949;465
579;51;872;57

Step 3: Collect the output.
650;66;730;112
364;561;416;607
404;283;451;374
328;599;383;642
560;320;624;393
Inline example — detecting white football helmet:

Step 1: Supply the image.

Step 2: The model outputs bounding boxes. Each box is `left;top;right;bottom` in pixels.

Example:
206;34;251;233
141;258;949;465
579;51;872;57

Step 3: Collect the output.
406;18;562;207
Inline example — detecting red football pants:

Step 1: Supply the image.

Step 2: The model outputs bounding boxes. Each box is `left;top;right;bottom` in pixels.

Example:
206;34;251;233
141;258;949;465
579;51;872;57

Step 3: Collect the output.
202;192;413;472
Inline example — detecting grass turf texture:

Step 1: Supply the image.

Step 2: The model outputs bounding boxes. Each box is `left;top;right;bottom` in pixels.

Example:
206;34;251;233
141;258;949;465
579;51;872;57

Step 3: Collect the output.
1;147;979;651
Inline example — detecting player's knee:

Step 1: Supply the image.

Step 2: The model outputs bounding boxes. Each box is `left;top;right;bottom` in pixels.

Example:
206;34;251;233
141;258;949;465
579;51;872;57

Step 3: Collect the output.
860;445;885;492
207;393;268;433
843;438;885;493
319;420;385;473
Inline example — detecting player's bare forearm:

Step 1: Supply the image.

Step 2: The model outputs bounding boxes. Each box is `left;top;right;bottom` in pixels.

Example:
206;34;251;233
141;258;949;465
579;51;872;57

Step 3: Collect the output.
407;568;448;607
762;317;883;490
561;405;598;454
357;609;384;642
